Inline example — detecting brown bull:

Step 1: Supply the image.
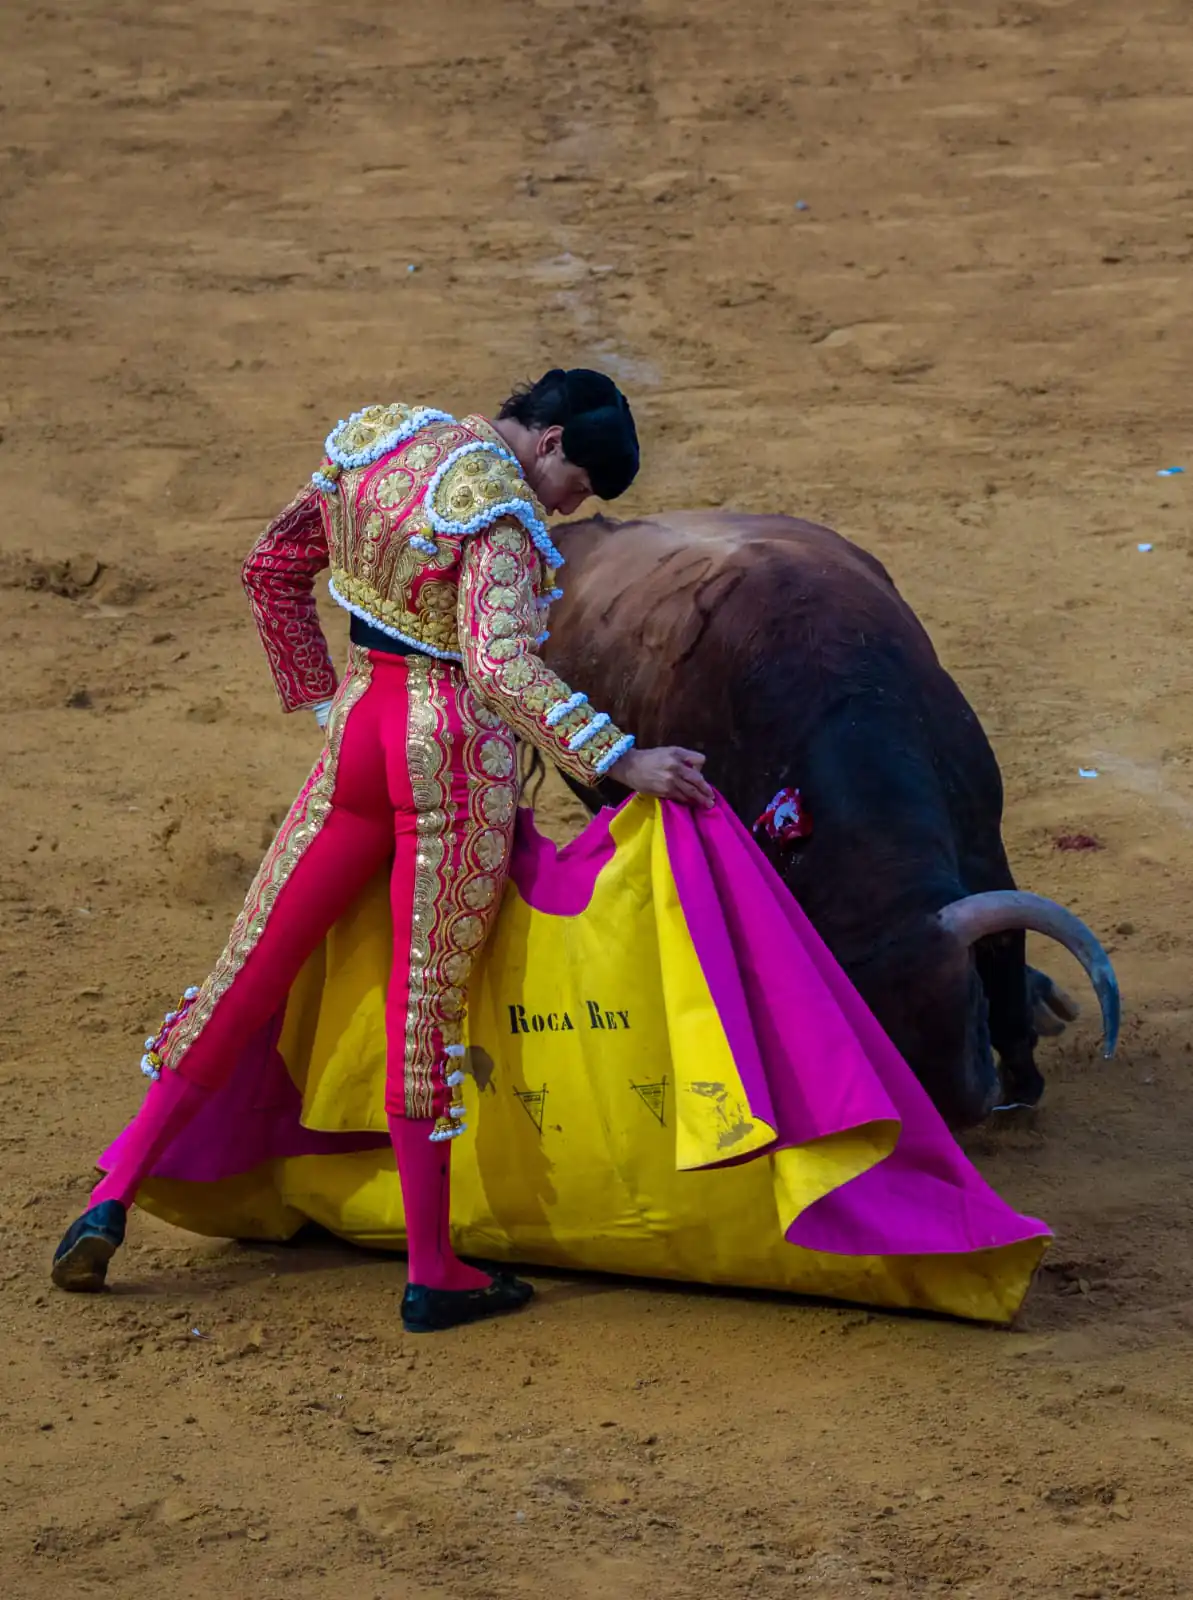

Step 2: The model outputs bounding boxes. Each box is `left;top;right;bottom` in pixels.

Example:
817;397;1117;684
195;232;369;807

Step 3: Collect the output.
540;512;1119;1130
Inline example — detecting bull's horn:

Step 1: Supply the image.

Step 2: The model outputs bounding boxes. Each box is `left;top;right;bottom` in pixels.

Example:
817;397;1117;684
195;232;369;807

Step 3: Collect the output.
937;892;1120;1059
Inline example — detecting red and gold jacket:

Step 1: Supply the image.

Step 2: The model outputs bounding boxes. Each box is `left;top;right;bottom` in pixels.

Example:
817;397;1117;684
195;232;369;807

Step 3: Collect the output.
241;403;634;785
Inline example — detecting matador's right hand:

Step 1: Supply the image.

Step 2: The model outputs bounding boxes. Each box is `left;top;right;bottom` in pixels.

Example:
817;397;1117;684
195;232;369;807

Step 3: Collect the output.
609;746;716;810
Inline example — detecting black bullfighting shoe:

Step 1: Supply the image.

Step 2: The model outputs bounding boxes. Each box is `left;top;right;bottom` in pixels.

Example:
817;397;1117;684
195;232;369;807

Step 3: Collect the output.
51;1200;127;1292
401;1271;534;1334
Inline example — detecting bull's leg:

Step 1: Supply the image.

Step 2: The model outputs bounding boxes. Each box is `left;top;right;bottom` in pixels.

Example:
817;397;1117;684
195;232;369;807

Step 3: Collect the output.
557;768;626;816
974;930;1045;1109
1027;966;1080;1037
520;750;618;817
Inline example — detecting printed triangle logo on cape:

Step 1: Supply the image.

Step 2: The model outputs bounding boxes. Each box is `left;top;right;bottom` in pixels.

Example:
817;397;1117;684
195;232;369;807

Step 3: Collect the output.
632;1077;667;1126
514;1086;547;1134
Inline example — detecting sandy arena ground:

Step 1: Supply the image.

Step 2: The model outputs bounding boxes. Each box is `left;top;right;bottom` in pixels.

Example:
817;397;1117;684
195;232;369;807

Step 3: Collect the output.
3;1;1193;1595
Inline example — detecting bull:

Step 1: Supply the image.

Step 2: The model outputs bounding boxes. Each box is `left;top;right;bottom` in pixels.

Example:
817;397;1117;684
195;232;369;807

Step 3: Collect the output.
538;512;1119;1130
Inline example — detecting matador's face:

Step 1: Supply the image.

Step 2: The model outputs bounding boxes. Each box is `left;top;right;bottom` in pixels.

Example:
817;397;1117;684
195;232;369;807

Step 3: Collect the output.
525;425;594;517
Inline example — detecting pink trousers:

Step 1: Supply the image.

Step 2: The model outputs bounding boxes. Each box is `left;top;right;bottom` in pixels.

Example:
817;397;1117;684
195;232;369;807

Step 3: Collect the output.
94;646;519;1292
158;646;518;1121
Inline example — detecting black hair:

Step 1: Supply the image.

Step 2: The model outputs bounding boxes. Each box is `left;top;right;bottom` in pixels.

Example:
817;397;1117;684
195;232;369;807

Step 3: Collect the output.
497;367;639;500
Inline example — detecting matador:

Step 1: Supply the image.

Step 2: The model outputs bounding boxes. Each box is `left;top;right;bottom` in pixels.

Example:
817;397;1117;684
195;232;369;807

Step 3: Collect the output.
51;368;713;1332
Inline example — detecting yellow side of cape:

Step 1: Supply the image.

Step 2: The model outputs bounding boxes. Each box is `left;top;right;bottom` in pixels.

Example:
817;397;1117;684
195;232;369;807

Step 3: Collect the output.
137;802;1044;1324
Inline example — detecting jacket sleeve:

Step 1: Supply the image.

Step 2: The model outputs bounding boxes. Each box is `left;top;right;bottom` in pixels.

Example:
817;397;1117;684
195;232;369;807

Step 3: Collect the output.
457;519;635;785
241;489;338;713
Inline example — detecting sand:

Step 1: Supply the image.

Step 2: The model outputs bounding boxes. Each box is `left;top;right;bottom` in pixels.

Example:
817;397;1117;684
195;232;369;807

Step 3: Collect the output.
2;0;1192;1595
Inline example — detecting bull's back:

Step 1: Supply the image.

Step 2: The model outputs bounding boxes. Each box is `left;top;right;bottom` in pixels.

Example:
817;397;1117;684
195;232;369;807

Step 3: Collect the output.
545;513;1003;860
547;513;940;751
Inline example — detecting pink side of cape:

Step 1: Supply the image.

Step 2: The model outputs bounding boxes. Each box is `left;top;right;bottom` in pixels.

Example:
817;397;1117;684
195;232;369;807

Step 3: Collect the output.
660;801;1048;1256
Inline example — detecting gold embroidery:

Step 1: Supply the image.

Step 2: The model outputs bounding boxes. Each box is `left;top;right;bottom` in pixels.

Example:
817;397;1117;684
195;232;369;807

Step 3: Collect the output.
362;508;386;554
523;683;554;713
331;568;461;657
441;986;465;1018
463;874;497;910
475;829;506;870
403;656;451;1118
479;738;515;779
375;467;415;508
456;519;631;785
481;785;516;826
471;700;503;729
500;658;535;691
322;414;479;651
399;660;518;1119
324;470;351;576
324;411;566;681
443;950;473;985
454;681;518;1080
452;915;485;949
418;582;458;619
488;553;520;583
405;441;438;471
164;649;375;1070
430;447;536;529
327;403;420;462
